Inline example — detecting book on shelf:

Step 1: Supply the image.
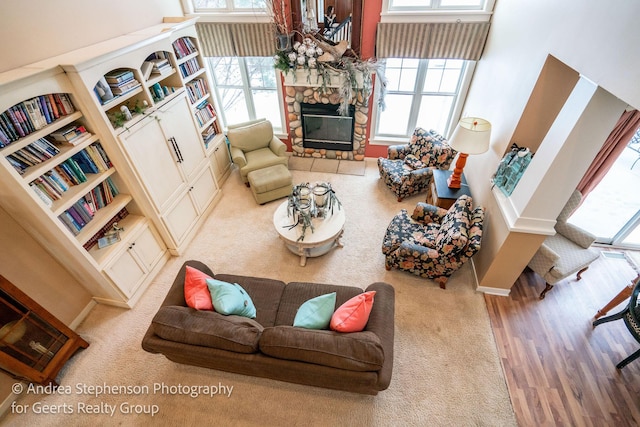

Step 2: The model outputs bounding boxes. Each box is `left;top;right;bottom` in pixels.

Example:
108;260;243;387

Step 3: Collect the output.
172;37;198;59
49;123;88;143
105;69;135;85
110;80;141;95
141;61;154;80
57;177;120;236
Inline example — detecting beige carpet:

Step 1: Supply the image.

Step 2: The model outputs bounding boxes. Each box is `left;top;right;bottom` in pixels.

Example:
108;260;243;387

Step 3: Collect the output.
3;159;516;426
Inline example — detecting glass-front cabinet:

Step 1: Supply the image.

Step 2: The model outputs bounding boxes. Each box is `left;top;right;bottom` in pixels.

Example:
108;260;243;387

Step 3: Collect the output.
0;275;88;385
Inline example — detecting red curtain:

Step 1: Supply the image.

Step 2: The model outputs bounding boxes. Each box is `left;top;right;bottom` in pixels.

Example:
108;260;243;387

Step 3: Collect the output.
576;109;640;198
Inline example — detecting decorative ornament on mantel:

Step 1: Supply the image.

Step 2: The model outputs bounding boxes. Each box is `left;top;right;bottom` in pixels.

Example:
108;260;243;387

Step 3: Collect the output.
273;30;387;115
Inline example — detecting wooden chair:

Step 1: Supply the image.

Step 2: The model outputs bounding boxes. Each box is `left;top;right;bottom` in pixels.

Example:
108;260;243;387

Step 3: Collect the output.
592;275;640;369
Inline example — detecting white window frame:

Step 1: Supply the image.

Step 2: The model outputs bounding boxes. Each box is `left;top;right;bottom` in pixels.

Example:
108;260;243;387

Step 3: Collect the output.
380;0;495;23
205;56;286;134
370;59;475;145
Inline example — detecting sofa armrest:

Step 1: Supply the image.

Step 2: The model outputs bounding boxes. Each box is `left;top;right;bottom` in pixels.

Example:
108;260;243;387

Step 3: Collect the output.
364;282;395;390
411;202;447;225
555;222;596;249
230;146;247;168
269;135;287;157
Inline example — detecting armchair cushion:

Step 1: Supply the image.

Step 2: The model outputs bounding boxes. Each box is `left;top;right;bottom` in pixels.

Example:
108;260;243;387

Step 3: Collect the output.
435;196;472;254
404;153;427;170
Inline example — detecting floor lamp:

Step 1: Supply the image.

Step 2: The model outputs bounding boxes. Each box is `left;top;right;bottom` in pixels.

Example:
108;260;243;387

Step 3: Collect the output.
447;118;492;189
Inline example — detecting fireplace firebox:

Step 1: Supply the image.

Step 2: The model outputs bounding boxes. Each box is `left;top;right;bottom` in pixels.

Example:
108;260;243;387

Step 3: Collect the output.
301;103;355;151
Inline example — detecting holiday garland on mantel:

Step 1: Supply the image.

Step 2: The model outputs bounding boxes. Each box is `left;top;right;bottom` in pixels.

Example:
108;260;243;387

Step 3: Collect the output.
272;30;387;115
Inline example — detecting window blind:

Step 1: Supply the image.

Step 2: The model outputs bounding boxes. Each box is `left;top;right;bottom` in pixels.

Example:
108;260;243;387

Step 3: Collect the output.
376;22;490;60
196;23;275;57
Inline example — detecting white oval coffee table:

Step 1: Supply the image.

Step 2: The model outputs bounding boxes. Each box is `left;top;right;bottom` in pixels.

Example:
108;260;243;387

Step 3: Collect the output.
273;200;345;266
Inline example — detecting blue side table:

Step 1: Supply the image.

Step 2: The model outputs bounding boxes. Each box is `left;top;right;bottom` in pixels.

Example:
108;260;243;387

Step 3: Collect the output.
428;169;472;209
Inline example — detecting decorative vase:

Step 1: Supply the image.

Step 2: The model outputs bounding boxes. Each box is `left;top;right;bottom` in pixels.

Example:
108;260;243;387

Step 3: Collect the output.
276;33;293;52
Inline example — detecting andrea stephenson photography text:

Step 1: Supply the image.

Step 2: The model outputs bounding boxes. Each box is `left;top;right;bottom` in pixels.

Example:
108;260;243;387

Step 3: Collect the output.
9;381;234;418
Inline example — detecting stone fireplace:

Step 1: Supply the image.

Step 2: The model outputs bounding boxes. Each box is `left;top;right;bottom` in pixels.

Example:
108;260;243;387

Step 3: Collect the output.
283;70;370;161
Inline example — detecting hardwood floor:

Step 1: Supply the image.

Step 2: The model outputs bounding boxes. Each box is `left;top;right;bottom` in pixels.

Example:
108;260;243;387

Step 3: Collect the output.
485;250;640;427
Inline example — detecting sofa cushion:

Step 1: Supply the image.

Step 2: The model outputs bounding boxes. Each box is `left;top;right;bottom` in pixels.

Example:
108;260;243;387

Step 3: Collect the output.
293;292;336;329
435;196;472;254
151;306;263;354
184;266;214;311
259;326;385;371
206;279;257;318
330;291;376;333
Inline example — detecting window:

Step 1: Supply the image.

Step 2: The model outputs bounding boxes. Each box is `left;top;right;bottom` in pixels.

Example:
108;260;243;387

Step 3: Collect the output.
192;0;266;11
388;0;485;11
206;57;283;132
375;58;471;140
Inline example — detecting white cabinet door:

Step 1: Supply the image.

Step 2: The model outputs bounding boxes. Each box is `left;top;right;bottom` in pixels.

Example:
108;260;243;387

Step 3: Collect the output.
211;136;231;184
159;96;207;183
104;245;147;298
103;222;166;298
190;165;217;212
162;190;199;246
131;224;165;270
120;115;185;212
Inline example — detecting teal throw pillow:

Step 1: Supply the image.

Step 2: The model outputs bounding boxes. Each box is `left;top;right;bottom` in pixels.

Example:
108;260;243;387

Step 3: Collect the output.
293;292;336;329
206;279;257;319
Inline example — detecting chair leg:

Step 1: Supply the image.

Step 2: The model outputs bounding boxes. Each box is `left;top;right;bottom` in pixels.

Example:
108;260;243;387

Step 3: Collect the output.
434;277;447;289
539;283;553;300
592;308;628;327
616;348;640;369
576;266;589;281
397;196;403;202
245;182;250;188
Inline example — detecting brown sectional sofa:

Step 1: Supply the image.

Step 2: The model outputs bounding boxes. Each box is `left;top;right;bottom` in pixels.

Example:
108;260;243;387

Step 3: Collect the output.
142;260;395;395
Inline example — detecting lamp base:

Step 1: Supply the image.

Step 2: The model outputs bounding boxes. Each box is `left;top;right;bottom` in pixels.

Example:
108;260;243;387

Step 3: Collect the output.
447;174;461;189
447;152;469;189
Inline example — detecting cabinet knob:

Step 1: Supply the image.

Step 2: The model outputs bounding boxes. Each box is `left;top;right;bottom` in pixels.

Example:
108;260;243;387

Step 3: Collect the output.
128;242;136;250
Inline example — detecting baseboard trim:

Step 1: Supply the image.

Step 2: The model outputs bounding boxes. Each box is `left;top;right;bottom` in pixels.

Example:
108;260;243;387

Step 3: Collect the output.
70;300;97;330
476;286;511;297
0;389;21;419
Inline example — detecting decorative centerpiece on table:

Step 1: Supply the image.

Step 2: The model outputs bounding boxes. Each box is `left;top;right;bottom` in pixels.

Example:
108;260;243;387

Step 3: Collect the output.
285;182;341;241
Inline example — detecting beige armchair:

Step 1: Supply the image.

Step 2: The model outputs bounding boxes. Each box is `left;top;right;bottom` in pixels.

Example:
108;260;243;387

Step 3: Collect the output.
527;190;600;299
226;118;288;185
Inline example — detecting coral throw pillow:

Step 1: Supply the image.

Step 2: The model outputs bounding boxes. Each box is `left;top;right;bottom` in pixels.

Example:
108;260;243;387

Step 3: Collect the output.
330;291;376;333
184;266;214;311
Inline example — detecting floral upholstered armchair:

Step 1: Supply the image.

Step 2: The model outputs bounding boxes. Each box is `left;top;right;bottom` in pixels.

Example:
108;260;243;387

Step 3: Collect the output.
377;128;456;201
382;195;484;288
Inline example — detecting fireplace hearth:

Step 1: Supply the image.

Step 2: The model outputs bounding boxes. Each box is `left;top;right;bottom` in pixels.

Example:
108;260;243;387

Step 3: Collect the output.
301;103;355;151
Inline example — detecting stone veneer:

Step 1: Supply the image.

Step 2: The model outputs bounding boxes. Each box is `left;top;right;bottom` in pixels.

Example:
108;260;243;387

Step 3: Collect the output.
284;85;369;161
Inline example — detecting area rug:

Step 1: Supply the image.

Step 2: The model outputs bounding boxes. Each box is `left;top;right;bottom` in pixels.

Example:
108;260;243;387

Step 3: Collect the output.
3;159;515;426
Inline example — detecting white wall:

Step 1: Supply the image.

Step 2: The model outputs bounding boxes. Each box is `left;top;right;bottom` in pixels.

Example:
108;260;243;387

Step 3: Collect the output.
0;0;184;72
463;0;640;289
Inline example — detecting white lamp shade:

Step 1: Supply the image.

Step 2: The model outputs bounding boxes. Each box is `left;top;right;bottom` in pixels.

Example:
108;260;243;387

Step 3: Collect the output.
448;117;491;154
